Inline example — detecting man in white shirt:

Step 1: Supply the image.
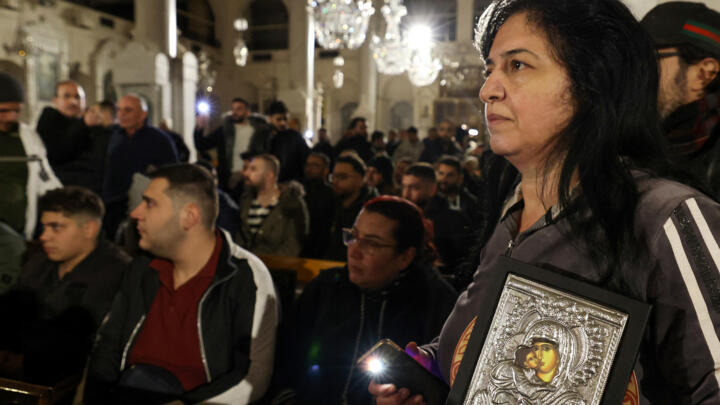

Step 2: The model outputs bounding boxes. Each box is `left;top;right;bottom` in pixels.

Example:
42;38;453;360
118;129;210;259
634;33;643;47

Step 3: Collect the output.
194;98;271;192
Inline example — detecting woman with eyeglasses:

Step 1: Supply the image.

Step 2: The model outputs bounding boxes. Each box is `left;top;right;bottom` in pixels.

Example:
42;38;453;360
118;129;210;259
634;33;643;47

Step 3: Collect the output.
279;196;457;405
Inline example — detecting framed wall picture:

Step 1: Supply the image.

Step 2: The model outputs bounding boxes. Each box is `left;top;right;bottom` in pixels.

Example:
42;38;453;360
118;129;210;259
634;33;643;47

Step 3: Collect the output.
446;257;651;405
35;49;61;102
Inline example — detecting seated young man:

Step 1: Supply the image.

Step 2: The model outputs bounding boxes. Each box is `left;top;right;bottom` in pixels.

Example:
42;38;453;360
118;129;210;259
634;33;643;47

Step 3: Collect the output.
0;186;130;384
285;196;458;404
85;163;278;404
17;186;130;324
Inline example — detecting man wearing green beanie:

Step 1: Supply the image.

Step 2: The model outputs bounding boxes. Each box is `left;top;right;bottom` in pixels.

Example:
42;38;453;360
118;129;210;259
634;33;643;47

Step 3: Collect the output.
0;72;61;239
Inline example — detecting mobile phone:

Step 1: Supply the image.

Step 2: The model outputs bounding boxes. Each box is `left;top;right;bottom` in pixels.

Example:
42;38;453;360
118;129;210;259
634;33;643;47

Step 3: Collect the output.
358;339;449;405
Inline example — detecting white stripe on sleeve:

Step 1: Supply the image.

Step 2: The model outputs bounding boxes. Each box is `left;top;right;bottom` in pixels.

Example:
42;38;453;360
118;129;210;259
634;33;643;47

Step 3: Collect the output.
687;198;720;273
664;216;720;388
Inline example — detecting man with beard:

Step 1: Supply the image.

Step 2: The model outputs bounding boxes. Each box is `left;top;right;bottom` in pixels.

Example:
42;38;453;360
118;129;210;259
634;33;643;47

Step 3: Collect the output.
335;117;373;162
420;121;463;163
301;152;336;258
325;154;378;261
0;72;61;239
36;81;107;195
435;156;479;220
247;100;310;183
641;3;720;197
401;163;473;287
85;164;277;403
194;97;271;190
236;154;309;256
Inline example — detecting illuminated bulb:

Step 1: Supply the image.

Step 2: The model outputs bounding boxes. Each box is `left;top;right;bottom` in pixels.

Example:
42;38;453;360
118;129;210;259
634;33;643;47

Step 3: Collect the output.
468;128;479;136
367;358;384;374
407;24;433;50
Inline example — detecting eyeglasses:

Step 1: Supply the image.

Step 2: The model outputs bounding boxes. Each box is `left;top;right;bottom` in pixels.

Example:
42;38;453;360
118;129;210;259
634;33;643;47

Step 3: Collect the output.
657;51;681;60
342;228;396;256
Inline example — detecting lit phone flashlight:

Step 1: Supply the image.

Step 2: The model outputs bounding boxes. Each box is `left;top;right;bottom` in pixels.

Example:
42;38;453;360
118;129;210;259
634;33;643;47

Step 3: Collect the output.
197;100;211;115
358;339;449;405
366;357;385;375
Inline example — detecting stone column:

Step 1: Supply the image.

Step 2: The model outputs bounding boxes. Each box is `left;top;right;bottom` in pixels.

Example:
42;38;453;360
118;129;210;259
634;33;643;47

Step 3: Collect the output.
457;0;475;43
354;41;378;128
112;42;171;127
283;0;316;133
134;0;177;58
180;52;198;160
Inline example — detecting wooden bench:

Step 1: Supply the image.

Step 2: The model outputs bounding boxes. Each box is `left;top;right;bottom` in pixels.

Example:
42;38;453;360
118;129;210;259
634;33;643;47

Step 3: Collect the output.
0;374;80;405
257;255;344;284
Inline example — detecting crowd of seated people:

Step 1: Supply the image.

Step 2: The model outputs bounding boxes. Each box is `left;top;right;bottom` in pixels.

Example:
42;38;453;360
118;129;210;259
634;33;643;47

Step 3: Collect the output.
0;70;489;403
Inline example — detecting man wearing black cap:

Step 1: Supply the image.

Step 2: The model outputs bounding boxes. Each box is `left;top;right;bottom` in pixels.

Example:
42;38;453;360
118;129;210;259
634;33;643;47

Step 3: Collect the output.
641;2;720;197
0;72;61;239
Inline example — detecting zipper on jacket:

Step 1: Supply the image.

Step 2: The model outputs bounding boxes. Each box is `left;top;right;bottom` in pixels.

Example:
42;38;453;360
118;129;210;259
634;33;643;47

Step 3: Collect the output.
197;268;238;382
505;239;516;257
120;314;147;371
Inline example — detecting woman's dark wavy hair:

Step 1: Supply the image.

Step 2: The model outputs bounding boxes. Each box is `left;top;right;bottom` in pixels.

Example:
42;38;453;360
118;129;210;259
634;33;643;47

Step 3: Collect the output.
362;196;438;266
471;0;701;292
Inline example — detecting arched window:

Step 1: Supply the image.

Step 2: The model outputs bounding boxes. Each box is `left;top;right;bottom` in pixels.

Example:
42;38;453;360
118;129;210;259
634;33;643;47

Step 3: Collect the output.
404;0;457;42
248;0;289;50
390;101;414;131
178;0;217;46
66;0;134;21
340;102;359;133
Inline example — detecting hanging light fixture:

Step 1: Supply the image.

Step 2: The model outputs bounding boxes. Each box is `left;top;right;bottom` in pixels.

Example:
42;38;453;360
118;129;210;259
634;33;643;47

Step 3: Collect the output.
406;24;441;87
197;51;217;93
3;1;35;57
332;55;345;88
233;18;249;67
309;0;375;50
370;0;410;75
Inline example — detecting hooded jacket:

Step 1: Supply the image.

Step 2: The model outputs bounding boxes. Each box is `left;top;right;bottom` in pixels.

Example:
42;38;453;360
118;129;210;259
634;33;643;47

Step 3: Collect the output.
236;181;309;257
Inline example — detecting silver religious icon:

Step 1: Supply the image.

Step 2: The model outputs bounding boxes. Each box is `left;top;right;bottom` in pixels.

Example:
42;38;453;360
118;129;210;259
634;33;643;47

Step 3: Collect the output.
463;275;627;405
446;257;651;405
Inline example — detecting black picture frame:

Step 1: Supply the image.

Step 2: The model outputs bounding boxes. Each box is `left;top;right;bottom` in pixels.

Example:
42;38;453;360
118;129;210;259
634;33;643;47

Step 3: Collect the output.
445;256;651;405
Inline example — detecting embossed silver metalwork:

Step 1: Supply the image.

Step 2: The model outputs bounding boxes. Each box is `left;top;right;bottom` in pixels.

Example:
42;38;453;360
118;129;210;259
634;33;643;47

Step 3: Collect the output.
463;274;628;405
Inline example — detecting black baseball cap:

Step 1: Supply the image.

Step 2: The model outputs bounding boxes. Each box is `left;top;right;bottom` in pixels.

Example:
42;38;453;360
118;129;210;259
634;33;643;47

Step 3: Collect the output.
641;2;720;58
0;72;24;103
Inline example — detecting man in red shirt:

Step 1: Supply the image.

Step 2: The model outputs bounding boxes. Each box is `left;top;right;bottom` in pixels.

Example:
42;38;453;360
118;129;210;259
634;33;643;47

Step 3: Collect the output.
85;163;278;403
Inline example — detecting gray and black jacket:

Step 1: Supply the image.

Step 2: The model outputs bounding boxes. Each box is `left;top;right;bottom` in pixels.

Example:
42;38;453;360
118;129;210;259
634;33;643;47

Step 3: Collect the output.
85;231;278;403
426;172;720;404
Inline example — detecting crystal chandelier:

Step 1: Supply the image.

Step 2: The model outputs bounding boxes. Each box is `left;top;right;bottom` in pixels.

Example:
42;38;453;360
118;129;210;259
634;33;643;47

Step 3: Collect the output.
309;0;375;50
370;0;410;75
406;25;442;87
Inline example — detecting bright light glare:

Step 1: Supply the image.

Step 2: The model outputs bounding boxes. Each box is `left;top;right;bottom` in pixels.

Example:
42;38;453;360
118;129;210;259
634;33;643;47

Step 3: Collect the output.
468;128;479;136
304;130;314;140
367;358;384;374
197;101;210;114
407;24;433;50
